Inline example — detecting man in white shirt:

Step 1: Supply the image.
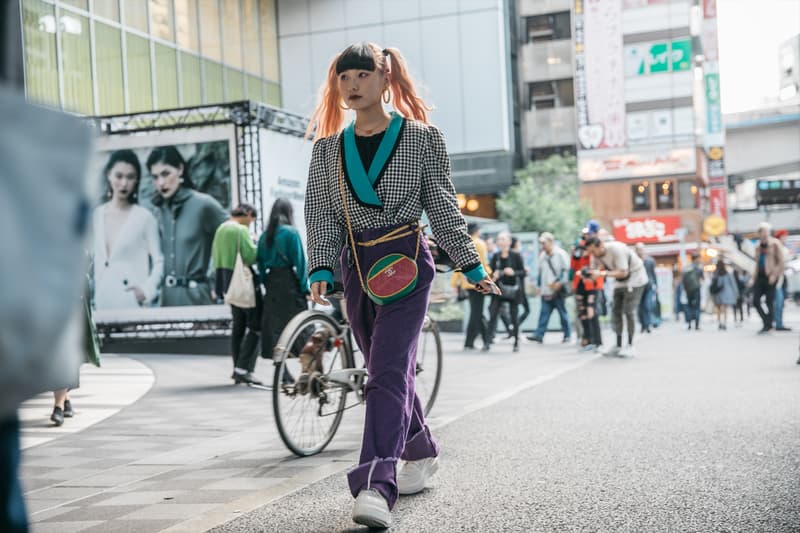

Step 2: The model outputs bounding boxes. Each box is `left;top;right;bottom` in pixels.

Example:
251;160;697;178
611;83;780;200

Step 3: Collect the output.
527;232;571;343
586;237;649;357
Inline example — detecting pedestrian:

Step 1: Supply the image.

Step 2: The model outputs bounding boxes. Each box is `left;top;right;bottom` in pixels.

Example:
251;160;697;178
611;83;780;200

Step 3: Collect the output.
452;222;492;351
488;232;525;352
681;253;704;330
635;243;658;333
527;232;571;344
773;229;792;331
586;237;648;357
751;222;785;334
147;145;228;306
303;42;500;528
512;236;530;327
733;268;747;326
93;149;164;309
573;240;603;351
710;261;738;330
212;203;263;385
257;198;309;360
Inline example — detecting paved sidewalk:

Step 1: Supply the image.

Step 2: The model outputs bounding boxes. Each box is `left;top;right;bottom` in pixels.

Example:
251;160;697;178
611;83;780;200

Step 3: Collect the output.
21;330;595;533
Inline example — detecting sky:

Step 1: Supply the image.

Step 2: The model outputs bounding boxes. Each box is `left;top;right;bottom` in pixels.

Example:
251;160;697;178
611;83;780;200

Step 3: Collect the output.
717;0;800;113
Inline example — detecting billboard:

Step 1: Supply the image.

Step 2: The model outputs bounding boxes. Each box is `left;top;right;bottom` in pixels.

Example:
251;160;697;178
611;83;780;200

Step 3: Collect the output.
93;126;238;310
624;39;692;77
613;215;682;243
259;129;313;246
579;146;696;181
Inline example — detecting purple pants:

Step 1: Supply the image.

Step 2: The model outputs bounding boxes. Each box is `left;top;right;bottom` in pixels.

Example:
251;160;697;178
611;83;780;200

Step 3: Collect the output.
343;223;440;509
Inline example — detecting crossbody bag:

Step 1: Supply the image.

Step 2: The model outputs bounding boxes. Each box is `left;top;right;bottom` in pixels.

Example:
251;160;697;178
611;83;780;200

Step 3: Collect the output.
545;254;570;299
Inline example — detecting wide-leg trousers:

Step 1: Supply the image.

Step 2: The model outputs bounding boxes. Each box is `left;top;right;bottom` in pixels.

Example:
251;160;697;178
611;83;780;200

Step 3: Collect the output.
342;224;440;509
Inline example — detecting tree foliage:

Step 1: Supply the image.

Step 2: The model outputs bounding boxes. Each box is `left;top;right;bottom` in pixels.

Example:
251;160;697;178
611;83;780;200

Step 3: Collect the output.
496;154;593;246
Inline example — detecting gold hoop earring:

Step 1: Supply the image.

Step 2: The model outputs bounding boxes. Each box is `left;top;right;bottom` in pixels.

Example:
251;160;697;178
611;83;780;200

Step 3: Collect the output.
382;88;391;104
339;100;351;110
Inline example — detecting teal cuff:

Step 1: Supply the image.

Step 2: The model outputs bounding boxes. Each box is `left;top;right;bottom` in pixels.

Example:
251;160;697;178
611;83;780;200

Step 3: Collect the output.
463;264;487;284
309;269;334;287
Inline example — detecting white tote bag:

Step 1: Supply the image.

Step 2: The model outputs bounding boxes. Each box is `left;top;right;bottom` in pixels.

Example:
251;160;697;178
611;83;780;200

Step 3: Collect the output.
224;236;256;308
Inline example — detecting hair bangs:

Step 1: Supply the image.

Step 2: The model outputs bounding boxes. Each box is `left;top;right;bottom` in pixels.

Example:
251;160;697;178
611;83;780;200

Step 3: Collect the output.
335;43;377;74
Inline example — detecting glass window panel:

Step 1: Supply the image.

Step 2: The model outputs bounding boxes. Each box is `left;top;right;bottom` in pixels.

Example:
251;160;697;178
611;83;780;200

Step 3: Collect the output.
242;0;260;75
180;52;202;105
124;0;149;33
154;43;178;108
678;181;699;209
656;180;675;209
61;0;89;11
125;32;153;111
264;80;280;106
93;0;120;21
225;67;243;101
174;0;199;51
246;74;261;101
221;0;242;69
259;0;278;81
59;10;93;114
95;22;125;114
21;0;60;107
632;182;651;212
198;0;221;61
203;59;223;103
150;0;174;41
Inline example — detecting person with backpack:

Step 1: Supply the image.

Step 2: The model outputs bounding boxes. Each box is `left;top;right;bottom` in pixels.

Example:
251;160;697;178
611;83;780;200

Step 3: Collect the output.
682;253;704;330
527;232;571;345
710;261;738;330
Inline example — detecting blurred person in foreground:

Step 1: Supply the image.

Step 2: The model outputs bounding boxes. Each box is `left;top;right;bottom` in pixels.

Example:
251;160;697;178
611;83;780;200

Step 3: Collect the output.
586;237;648;357
527;232;571;344
147;145;228;306
1;84;92;533
212;203;262;385
93;149;163;309
751;222;784;334
635;243;658;333
452;222;492;351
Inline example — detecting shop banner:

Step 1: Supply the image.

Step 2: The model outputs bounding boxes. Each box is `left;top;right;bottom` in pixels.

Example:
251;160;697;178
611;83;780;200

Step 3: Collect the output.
579;146;696;180
613;215;682;243
709;186;728;221
579;0;626;150
624;39;692;76
704;69;723;136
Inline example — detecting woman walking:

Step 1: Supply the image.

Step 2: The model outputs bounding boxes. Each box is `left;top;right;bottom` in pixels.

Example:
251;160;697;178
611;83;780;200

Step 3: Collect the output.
488;232;525;352
304;42;499;528
256;198;309;358
712;261;739;330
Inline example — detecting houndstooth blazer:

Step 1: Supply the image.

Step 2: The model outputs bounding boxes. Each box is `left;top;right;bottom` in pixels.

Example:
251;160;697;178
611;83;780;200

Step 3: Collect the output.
304;118;483;282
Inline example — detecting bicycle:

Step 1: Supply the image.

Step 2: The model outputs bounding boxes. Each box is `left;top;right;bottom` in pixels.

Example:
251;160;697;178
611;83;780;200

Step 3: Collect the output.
271;302;443;457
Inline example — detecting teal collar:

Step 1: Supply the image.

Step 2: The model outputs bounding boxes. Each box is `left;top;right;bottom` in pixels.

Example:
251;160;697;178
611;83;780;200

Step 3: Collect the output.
343;112;404;208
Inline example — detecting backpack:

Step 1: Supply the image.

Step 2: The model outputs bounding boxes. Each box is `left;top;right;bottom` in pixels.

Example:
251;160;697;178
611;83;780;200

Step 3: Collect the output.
709;274;722;295
682;266;700;294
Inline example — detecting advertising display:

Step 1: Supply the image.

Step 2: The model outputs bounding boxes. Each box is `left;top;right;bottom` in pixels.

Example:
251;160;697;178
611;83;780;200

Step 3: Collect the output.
259;129;313;245
612;216;682;243
579;146;696;181
93;126;238;310
624;39;692;76
576;0;626;151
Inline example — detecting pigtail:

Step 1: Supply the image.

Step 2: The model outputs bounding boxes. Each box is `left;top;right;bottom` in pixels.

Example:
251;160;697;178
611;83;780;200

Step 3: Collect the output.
306;57;346;141
384;47;432;124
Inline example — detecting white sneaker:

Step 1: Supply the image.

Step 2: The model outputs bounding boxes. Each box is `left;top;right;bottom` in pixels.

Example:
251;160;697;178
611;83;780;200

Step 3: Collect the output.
601;345;620;357
352;489;392;528
397;456;439;495
618;344;635;358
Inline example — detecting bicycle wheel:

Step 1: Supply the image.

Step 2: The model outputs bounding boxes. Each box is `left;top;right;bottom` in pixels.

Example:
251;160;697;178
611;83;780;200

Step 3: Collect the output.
272;311;352;456
416;315;443;417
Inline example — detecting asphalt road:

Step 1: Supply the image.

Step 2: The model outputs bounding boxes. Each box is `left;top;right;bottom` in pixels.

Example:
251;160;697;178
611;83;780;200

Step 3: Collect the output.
214;322;800;533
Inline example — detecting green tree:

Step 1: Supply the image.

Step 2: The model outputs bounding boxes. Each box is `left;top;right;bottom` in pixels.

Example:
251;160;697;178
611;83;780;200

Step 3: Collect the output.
496;154;592;246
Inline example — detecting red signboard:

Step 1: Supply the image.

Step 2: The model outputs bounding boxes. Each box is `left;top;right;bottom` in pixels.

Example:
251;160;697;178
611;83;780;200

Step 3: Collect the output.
703;0;716;18
612;216;683;243
709;186;727;221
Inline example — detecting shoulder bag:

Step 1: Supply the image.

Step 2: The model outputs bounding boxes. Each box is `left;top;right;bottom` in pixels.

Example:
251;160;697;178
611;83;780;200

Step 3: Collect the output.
224;232;256;308
546;254;570;298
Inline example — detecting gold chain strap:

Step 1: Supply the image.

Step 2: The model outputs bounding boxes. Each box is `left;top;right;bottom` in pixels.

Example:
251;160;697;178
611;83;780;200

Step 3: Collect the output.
338;156;422;295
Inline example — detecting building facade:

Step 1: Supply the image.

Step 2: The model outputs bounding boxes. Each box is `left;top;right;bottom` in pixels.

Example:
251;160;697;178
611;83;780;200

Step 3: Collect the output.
18;0;282;116
517;0;577;161
274;0;517;219
574;0;716;250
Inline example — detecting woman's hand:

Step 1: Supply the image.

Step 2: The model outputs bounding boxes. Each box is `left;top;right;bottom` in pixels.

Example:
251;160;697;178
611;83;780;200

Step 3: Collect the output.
310;281;331;306
503;267;515;277
126;286;146;305
475;277;501;295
